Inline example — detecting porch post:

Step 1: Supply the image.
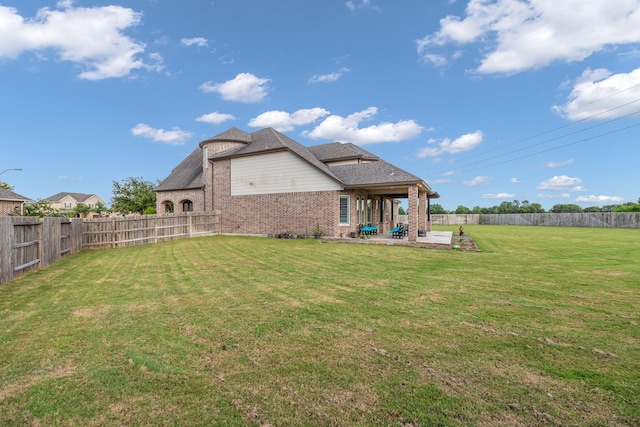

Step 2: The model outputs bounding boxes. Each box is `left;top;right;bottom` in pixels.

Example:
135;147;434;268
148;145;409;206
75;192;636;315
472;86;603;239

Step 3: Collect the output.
418;190;426;233
427;196;432;232
408;185;418;243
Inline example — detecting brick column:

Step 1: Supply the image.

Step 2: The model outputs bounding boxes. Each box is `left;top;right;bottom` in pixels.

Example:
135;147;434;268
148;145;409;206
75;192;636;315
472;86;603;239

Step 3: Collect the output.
418;190;426;233
408;185;418;243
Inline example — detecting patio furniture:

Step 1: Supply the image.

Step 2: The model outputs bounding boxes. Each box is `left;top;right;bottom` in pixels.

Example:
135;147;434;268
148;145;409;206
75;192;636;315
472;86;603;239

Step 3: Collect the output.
389;225;405;239
361;224;378;235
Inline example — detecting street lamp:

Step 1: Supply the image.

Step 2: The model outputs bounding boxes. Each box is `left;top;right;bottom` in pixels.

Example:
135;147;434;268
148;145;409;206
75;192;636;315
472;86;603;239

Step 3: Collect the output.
0;168;23;176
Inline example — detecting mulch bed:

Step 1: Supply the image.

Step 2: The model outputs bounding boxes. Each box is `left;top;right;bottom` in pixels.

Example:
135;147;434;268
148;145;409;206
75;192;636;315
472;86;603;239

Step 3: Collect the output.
451;232;481;252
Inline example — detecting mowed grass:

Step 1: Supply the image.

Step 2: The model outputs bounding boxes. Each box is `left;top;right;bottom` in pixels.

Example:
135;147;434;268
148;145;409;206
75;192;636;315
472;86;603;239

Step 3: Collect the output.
1;225;639;426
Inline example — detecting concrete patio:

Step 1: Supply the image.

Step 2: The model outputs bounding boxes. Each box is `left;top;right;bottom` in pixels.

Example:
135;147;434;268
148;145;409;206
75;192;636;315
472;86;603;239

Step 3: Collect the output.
324;230;454;249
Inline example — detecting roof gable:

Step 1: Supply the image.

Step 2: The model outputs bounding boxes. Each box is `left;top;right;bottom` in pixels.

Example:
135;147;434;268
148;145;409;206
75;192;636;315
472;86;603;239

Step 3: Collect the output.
210;128;342;184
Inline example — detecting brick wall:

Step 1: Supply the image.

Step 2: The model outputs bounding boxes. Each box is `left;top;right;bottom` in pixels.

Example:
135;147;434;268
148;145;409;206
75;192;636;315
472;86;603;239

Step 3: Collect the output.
156;188;205;214
0;201;23;216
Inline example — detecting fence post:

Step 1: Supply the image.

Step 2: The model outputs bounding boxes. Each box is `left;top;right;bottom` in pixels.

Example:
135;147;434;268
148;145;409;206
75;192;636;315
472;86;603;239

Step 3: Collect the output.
0;217;13;284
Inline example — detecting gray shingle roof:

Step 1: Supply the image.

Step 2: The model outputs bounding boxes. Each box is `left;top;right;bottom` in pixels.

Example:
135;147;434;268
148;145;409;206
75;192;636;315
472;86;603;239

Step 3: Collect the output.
157;127;435;195
155;147;204;191
44;192;96;203
199;127;252;146
0;188;30;201
307;142;378;162
328;160;424;186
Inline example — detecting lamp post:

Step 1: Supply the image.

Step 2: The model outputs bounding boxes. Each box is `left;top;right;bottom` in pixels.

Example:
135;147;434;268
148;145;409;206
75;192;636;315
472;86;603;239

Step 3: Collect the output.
0;168;23;176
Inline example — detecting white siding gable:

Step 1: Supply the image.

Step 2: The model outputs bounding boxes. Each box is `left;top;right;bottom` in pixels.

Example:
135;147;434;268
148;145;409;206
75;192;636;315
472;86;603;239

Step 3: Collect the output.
231;151;342;195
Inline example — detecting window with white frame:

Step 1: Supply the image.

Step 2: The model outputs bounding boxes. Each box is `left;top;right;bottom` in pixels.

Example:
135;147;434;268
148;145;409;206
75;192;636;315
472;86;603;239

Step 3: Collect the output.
339;195;350;225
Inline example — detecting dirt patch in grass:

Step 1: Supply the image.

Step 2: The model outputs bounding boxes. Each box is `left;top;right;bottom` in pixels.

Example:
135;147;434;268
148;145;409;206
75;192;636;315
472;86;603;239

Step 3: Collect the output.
0;361;77;401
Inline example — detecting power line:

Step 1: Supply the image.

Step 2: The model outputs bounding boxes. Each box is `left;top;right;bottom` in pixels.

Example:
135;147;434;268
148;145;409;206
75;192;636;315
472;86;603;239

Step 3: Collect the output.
449;106;640;172
448;96;640;169
453;120;640;175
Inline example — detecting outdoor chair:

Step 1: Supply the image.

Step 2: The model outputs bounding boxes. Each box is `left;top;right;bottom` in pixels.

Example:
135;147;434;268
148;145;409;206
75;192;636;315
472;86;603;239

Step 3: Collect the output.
389;225;405;239
361;224;378;235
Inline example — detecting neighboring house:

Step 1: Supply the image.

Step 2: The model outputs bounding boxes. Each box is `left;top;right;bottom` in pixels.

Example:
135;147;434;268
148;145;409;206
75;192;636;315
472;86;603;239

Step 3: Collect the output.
156;127;439;242
44;192;106;217
0;188;30;216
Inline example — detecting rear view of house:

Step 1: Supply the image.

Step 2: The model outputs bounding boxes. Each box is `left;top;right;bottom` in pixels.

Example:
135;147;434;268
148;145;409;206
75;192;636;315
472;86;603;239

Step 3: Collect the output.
156;127;439;242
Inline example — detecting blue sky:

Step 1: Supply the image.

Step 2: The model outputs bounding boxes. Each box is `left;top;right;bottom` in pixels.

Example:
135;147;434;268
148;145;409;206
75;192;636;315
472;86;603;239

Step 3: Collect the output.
2;0;639;211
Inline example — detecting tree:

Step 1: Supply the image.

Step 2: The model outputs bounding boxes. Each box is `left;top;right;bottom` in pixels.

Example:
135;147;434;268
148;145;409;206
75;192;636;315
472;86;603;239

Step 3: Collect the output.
398;206;406;215
613;200;640;212
0;181;14;191
550;204;582;213
111;177;157;215
455;205;472;214
92;201;108;215
22;200;58;217
429;203;447;214
73;203;91;218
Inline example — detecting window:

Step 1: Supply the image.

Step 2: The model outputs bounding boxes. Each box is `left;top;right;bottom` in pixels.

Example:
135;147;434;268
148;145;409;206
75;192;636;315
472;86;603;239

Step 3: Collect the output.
203;147;209;169
64;202;71;210
339;195;350;225
182;200;193;212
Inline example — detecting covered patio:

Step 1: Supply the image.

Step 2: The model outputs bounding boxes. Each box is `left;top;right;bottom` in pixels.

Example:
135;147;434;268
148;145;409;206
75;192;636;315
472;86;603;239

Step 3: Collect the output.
346;180;441;244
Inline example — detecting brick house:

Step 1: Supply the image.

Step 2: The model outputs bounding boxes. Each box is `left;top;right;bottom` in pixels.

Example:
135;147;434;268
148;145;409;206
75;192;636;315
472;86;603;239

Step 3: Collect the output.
0;188;30;216
155;127;439;242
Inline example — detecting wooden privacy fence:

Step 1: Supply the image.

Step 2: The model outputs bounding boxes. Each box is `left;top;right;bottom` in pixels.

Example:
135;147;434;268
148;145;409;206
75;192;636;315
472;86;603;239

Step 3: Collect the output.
1;212;220;285
0;217;83;284
82;211;220;249
479;212;640;228
431;214;480;225
431;213;640;228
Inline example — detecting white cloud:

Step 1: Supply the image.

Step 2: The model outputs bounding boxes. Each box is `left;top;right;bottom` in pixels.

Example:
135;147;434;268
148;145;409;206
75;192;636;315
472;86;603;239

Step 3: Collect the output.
553;68;640;120
416;130;483;158
56;175;83;181
422;54;449;68
482;193;515;199
545;158;574;168
248;108;330;132
304;107;423;145
0;3;155;80
463;176;490;186
181;37;208;47
131;123;192;146
417;0;640;74
195;112;236;124
308;68;350;84
537;193;571;199
199;73;270;103
510;178;519;183
575;195;624;204
346;0;377;11
536;175;584;191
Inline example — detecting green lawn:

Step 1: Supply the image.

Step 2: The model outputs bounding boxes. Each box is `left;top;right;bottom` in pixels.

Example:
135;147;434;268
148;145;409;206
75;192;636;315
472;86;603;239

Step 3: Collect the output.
1;225;639;426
